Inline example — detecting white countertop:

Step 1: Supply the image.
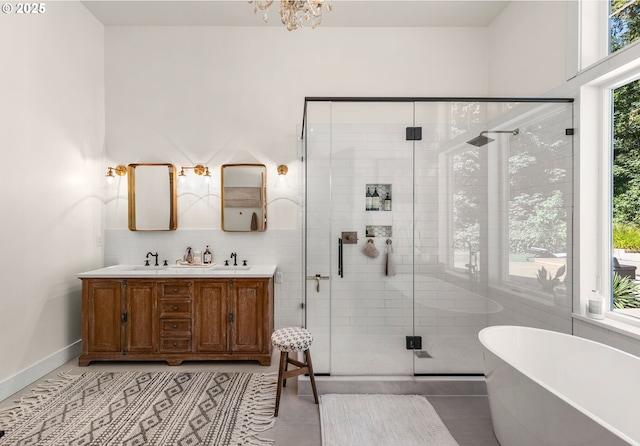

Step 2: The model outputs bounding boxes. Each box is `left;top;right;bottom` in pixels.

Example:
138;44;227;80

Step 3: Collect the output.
78;264;277;279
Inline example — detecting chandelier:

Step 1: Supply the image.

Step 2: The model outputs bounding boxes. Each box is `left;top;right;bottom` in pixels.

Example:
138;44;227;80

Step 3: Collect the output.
249;0;333;31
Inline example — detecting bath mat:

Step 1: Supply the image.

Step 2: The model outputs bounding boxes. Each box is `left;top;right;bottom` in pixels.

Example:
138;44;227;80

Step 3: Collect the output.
319;394;459;446
0;371;277;445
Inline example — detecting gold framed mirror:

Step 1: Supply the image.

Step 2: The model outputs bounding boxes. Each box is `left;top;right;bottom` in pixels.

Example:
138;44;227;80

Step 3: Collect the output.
221;164;267;232
128;163;178;231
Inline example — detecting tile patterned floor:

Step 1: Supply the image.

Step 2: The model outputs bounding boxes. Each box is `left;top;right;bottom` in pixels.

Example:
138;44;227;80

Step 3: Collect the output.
0;354;499;446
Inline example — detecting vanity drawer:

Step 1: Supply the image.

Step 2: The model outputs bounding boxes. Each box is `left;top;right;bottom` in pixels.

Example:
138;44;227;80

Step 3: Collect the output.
159;282;192;297
160;319;191;334
160;337;191;352
159;299;192;318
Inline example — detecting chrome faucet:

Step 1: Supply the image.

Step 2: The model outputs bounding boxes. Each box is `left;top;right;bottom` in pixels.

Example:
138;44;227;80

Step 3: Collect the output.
230;252;238;266
146;251;159;266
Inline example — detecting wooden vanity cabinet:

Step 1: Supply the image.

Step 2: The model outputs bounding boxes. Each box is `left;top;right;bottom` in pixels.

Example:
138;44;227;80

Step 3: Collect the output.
79;276;273;367
193;280;229;353
232;279;268;354
81;279;156;360
157;281;193;359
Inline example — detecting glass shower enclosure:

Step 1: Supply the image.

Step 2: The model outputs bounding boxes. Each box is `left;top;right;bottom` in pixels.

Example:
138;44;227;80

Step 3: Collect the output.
302;98;574;376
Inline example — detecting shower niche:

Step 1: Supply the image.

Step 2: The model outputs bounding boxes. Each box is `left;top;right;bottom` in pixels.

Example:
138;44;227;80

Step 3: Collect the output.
366;225;392;238
365;184;391;211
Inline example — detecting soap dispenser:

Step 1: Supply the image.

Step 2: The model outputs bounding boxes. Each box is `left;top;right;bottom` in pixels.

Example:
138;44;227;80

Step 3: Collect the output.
184;247;193;264
203;245;213;264
587;290;605;320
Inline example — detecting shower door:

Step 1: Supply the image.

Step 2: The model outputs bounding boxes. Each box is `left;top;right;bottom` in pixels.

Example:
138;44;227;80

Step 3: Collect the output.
410;100;574;375
304;101;416;375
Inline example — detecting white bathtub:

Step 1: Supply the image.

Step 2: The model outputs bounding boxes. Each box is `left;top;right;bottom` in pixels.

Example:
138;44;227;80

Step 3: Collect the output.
479;325;640;446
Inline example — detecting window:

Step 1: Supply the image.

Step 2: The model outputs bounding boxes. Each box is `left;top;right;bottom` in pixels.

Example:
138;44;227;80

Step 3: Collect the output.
505;108;572;298
451;146;481;279
611;77;640;318
610;0;640;53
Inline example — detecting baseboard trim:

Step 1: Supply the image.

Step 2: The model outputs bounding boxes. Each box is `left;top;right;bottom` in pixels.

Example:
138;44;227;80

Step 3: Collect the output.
0;340;82;402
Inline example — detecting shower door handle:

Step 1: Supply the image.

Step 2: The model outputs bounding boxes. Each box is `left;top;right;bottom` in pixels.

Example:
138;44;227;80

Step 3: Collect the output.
306;274;329;292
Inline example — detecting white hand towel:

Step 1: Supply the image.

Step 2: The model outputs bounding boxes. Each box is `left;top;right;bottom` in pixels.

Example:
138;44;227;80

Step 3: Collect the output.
385;240;396;277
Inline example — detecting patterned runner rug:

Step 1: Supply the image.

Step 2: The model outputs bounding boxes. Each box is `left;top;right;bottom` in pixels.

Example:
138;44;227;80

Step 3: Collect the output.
0;371;276;446
319;394;460;446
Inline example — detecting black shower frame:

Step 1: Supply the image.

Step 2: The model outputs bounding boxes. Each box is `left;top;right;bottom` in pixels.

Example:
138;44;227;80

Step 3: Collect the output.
301;96;574;139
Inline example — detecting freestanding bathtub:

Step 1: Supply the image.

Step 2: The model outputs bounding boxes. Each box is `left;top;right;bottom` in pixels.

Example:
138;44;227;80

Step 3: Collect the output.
479;325;640;446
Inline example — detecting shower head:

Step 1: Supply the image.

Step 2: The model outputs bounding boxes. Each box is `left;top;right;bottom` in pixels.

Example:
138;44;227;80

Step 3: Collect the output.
466;128;520;147
466;134;494;147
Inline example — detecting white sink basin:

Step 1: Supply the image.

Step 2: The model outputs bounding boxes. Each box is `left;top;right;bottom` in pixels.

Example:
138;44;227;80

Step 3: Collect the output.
170;264;215;269
129;266;168;271
213;265;252;270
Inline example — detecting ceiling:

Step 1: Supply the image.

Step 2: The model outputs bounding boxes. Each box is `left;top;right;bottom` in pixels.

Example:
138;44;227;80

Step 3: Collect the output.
81;1;510;27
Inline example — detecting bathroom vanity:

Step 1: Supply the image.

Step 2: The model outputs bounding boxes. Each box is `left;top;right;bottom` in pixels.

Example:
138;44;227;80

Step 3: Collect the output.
77;265;276;366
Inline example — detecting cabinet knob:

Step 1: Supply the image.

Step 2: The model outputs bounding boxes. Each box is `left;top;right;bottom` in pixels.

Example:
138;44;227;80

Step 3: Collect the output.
173;324;178;329
173;306;178;310
173;342;178;347
173;288;178;293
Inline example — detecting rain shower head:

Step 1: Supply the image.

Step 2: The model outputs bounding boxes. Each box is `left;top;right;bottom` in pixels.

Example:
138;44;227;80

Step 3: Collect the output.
466;128;520;147
466;134;494;147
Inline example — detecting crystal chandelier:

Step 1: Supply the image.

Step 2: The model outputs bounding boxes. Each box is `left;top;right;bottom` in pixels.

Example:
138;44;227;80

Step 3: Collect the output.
249;0;333;31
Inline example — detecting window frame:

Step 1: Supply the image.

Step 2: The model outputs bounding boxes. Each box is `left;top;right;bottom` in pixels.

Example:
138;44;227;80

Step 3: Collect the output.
578;53;640;330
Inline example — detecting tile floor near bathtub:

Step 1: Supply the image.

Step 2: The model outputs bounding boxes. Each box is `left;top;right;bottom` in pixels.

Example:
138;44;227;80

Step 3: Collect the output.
0;354;499;446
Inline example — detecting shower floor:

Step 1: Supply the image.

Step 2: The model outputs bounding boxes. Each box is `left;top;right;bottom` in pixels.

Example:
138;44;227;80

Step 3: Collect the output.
330;334;484;375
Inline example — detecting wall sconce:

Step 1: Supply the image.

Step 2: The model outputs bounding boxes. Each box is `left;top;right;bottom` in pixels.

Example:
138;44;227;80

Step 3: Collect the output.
105;165;126;184
179;164;211;184
274;164;289;189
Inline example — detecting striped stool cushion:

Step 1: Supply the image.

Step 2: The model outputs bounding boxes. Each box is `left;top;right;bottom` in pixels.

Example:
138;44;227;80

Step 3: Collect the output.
271;327;313;352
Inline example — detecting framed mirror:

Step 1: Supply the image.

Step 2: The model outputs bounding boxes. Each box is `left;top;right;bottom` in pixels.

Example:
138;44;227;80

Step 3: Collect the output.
221;164;267;232
128;163;177;231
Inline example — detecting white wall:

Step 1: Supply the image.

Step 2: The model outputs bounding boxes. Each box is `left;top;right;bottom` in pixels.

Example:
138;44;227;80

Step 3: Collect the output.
103;26;492;230
0;3;104;397
488;1;569;96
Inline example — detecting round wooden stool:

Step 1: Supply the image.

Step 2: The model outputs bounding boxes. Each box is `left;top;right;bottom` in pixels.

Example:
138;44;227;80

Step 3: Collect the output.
271;327;319;417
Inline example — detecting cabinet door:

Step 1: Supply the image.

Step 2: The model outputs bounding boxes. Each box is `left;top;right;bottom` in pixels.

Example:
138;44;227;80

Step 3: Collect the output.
125;281;157;353
232;279;265;353
84;280;122;353
193;280;229;352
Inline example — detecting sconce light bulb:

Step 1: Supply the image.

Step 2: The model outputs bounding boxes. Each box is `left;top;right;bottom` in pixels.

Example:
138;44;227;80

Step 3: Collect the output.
178;168;187;184
105;165;126;184
105;167;116;185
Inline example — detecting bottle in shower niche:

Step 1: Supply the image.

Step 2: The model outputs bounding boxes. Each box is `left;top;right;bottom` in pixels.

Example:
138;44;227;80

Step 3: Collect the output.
366;187;373;211
372;187;380;210
203;245;213;264
384;193;391;211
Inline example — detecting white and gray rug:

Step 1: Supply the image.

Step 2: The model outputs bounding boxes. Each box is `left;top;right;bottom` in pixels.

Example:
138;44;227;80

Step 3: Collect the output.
319;394;459;446
0;371;276;446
